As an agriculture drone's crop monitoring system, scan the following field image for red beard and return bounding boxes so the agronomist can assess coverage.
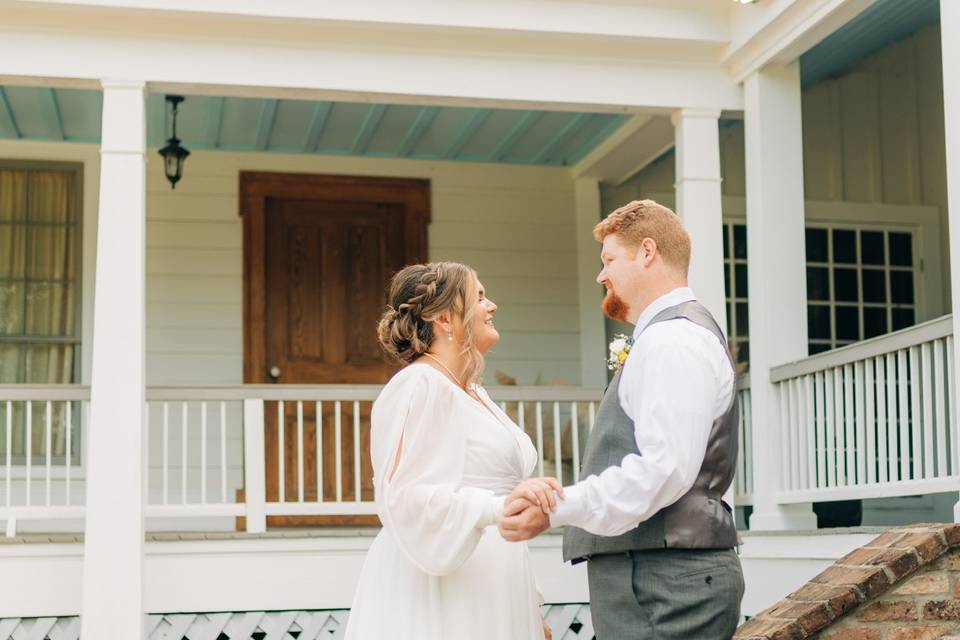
[602,289,629,322]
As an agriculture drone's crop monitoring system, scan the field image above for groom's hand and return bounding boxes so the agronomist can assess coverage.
[505,477,564,515]
[498,498,551,541]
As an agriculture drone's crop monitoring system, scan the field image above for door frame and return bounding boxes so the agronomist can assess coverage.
[239,171,431,384]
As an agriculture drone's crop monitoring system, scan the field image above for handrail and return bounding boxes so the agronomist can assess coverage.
[149,385,604,402]
[0,384,604,402]
[770,314,953,383]
[0,385,91,401]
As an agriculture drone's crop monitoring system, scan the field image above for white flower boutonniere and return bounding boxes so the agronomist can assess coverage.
[606,333,634,372]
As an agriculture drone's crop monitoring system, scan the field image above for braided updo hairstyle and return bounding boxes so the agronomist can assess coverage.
[377,262,485,386]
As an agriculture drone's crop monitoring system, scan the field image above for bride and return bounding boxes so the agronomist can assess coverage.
[344,262,561,640]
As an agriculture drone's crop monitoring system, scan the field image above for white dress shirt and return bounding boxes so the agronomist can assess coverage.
[550,287,735,536]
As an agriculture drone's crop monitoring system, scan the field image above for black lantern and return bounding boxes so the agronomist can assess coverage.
[158,95,190,190]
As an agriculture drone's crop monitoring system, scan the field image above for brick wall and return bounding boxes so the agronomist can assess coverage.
[735,524,960,640]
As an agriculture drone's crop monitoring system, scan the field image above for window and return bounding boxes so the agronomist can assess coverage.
[722,222,749,367]
[0,162,82,464]
[722,222,919,364]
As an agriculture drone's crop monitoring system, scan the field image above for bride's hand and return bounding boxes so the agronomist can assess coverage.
[541,615,552,640]
[505,477,564,515]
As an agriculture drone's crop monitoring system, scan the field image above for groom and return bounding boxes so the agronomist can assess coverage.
[499,200,744,639]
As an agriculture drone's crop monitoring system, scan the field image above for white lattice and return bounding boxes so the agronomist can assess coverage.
[0,605,592,640]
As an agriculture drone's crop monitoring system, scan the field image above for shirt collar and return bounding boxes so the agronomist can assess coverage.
[631,286,696,340]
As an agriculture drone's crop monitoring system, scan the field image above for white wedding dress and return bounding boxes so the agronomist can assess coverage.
[344,364,546,640]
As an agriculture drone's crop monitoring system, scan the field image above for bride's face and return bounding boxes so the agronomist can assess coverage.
[471,279,499,354]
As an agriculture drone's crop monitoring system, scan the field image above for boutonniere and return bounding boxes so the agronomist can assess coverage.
[606,334,634,372]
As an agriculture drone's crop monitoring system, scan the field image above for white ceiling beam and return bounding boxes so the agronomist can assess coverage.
[0,26,744,112]
[572,115,676,185]
[723,0,877,83]
[14,0,731,44]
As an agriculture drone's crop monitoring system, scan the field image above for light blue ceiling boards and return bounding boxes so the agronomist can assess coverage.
[0,88,629,167]
[800,0,940,87]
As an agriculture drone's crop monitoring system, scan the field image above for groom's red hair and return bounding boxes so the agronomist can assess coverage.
[593,199,691,277]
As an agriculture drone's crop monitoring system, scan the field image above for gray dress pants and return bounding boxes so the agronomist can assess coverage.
[586,548,744,640]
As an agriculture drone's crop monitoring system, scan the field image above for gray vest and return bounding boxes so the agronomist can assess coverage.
[563,301,739,563]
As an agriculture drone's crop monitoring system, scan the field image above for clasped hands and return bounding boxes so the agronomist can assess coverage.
[497,477,564,542]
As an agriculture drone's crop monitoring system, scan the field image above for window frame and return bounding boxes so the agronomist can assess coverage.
[717,198,942,360]
[0,159,85,473]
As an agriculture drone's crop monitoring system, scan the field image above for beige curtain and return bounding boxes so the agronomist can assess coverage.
[0,168,77,461]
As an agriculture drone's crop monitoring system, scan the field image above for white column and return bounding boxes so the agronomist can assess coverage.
[941,0,960,522]
[80,79,147,638]
[743,62,817,531]
[574,178,608,388]
[672,108,727,334]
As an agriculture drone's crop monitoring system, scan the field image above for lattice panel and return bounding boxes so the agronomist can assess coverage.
[0,605,593,640]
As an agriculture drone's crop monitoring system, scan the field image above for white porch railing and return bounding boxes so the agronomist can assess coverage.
[735,377,753,506]
[0,384,601,536]
[0,386,88,537]
[769,315,959,503]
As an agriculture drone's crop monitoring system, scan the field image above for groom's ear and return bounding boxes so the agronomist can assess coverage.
[637,237,658,266]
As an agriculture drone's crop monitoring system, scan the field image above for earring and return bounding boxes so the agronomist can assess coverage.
[448,331,453,342]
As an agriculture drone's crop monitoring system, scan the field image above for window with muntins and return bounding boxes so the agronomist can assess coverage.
[723,222,918,367]
[0,163,82,464]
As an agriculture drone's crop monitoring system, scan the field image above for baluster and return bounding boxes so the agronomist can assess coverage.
[182,402,189,505]
[316,401,323,502]
[744,391,753,494]
[825,370,836,487]
[885,353,898,482]
[909,347,922,481]
[278,400,285,503]
[865,358,877,484]
[804,375,816,489]
[335,400,343,502]
[833,368,845,486]
[922,342,935,479]
[354,401,361,503]
[553,403,562,485]
[853,362,866,485]
[814,372,826,488]
[25,401,32,507]
[876,356,888,484]
[201,401,208,505]
[934,339,948,477]
[792,379,802,490]
[297,401,305,503]
[220,402,228,504]
[571,402,580,483]
[535,402,544,478]
[45,401,52,506]
[844,364,856,487]
[4,401,11,508]
[948,336,958,475]
[162,402,169,505]
[779,383,791,490]
[897,350,910,481]
[66,399,73,506]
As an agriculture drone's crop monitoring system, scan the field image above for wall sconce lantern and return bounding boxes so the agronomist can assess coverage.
[158,95,190,190]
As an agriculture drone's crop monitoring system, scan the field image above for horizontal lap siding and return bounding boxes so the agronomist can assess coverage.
[140,153,580,516]
[144,151,580,387]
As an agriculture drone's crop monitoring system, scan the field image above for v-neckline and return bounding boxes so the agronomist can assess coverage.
[410,363,508,426]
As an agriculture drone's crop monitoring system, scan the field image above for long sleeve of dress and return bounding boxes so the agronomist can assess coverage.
[373,369,505,576]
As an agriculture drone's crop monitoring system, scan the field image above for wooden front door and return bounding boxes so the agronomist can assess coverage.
[241,172,429,526]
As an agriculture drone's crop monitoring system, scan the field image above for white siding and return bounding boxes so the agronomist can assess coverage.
[142,151,580,387]
[609,25,949,309]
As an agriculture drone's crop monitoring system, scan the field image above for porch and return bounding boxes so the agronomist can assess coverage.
[1,0,960,633]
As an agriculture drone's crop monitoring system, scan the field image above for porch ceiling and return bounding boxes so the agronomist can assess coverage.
[799,0,940,87]
[0,88,629,166]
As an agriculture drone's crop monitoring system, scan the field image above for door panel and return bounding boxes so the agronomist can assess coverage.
[241,173,429,527]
